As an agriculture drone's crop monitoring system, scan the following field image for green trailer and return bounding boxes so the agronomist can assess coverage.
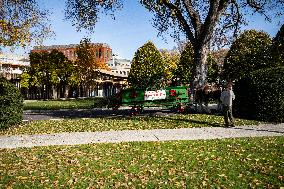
[110,86,190,115]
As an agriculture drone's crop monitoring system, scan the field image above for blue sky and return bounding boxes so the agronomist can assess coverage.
[3,0,282,60]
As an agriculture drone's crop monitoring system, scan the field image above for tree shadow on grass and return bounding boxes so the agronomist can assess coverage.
[23,109,223,127]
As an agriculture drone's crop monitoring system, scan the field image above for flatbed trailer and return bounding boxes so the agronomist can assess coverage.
[110,86,190,115]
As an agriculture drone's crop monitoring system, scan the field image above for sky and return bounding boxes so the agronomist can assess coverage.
[2,0,283,60]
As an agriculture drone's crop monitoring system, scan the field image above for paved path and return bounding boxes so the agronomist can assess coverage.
[1,123,283,149]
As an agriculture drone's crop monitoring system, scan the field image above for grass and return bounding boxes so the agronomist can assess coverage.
[0,136,283,188]
[0,114,261,135]
[23,98,104,110]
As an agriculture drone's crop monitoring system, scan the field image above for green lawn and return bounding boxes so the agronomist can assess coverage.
[23,98,104,110]
[0,114,261,135]
[0,136,283,188]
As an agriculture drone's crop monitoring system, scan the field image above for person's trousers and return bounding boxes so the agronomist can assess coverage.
[223,105,234,126]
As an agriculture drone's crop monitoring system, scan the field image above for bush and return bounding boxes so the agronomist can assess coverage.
[0,78,23,129]
[234,67,284,122]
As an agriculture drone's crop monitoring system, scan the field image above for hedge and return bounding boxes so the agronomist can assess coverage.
[234,67,284,122]
[0,78,23,129]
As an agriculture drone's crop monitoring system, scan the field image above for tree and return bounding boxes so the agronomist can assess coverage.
[75,38,110,96]
[128,41,166,89]
[76,38,100,83]
[160,49,180,82]
[0,0,52,47]
[206,49,228,83]
[271,24,284,66]
[27,50,76,99]
[64,0,284,88]
[48,50,76,98]
[223,30,272,81]
[174,42,194,84]
[206,54,220,84]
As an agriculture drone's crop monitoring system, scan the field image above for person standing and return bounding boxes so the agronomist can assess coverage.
[220,84,235,127]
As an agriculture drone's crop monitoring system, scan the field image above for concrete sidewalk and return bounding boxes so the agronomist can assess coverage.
[0,123,283,149]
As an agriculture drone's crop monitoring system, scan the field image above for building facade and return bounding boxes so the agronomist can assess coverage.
[107,56,131,77]
[32,43,113,63]
[0,53,30,87]
[26,43,129,99]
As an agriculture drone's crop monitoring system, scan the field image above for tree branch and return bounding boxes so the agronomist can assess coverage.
[182,0,201,33]
[161,0,196,45]
[230,0,242,37]
[199,1,220,46]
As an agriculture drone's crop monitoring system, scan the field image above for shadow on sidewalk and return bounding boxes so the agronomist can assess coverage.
[232,127,284,134]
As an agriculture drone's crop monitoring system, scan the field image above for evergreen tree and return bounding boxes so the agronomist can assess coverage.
[272,24,284,66]
[128,41,166,89]
[174,43,194,84]
[223,30,272,81]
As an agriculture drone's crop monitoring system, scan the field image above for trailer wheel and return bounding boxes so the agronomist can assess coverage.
[177,106,185,113]
[130,106,140,116]
[112,104,120,110]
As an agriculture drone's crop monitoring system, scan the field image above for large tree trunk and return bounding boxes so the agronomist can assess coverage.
[64,85,70,98]
[52,85,58,99]
[195,46,209,86]
[189,45,209,104]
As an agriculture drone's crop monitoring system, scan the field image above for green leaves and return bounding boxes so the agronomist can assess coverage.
[0,78,23,129]
[174,42,194,84]
[128,41,167,89]
[0,0,53,47]
[272,24,284,67]
[234,66,284,122]
[223,30,273,81]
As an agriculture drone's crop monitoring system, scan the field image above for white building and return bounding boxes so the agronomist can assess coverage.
[107,55,131,77]
[0,53,30,80]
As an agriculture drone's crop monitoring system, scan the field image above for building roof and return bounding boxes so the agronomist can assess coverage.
[96,69,128,79]
[33,43,111,50]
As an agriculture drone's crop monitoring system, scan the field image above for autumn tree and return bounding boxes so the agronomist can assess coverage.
[128,41,166,89]
[160,49,180,82]
[75,38,110,96]
[0,0,52,47]
[223,30,272,81]
[64,0,284,89]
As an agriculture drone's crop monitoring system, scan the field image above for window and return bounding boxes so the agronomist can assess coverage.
[99,49,102,58]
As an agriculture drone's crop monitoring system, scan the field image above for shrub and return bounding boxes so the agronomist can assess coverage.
[0,78,23,129]
[234,67,284,122]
